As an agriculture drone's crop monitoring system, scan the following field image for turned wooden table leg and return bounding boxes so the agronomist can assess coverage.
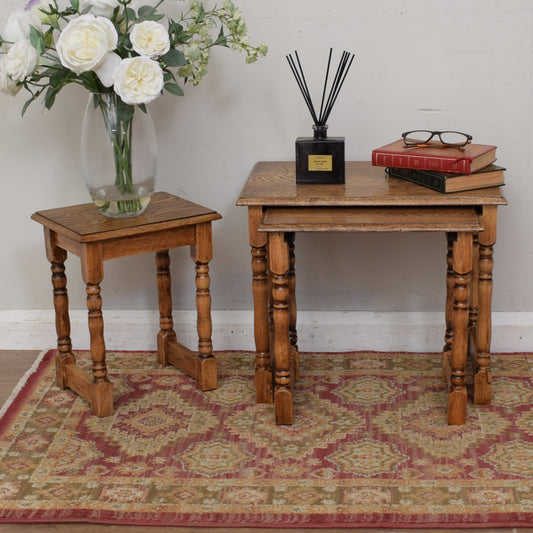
[269,232,292,425]
[79,243,113,417]
[475,206,498,404]
[248,206,273,403]
[442,232,454,382]
[156,250,177,366]
[287,232,299,381]
[44,229,75,389]
[448,232,472,425]
[468,234,480,360]
[190,222,217,391]
[155,236,217,391]
[45,231,112,417]
[468,233,479,386]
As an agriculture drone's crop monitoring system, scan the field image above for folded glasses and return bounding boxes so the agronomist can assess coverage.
[402,130,472,149]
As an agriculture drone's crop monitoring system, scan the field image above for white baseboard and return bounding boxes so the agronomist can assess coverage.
[0,309,530,353]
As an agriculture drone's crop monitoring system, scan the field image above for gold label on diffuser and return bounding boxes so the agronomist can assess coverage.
[308,154,332,171]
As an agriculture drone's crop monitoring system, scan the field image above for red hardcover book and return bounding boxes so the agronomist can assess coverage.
[371,139,497,174]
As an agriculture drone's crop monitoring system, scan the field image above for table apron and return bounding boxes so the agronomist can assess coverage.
[54,226,197,260]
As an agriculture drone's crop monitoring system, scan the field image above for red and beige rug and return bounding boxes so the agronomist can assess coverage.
[1,349,533,528]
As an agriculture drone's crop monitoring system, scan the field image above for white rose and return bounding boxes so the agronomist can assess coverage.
[113,56,164,105]
[6,39,39,82]
[79,0,121,19]
[0,55,21,96]
[130,21,170,59]
[93,51,121,87]
[56,14,118,74]
[2,9,42,45]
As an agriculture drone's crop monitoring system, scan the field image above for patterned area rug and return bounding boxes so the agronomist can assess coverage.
[2,349,533,527]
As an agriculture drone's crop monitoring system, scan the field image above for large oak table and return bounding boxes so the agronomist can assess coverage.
[237,161,507,425]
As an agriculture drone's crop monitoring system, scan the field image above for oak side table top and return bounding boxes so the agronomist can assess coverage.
[32,191,222,244]
[236,160,507,207]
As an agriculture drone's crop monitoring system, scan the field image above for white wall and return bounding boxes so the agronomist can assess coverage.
[0,0,530,320]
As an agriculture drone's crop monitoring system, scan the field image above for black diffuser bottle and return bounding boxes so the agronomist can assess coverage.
[288,49,354,185]
[296,124,345,184]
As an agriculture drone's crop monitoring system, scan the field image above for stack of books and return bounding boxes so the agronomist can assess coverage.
[371,139,505,193]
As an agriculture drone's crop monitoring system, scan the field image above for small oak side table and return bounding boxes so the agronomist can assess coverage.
[32,192,222,417]
[237,161,507,425]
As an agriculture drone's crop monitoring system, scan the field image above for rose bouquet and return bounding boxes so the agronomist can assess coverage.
[0,0,267,216]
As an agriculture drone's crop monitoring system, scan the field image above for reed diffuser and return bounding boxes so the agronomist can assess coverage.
[287,49,355,184]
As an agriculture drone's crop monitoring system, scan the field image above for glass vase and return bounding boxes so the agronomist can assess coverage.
[81,92,157,217]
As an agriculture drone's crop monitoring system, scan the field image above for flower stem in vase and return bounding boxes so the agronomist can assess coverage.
[82,92,156,218]
[103,95,142,215]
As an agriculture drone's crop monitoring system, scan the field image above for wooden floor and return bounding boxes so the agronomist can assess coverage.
[0,350,528,533]
[0,527,524,533]
[4,526,515,533]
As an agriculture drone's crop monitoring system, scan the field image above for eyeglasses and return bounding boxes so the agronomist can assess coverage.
[401,130,472,149]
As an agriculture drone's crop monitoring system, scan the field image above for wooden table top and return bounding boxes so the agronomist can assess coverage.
[236,161,508,207]
[32,192,222,243]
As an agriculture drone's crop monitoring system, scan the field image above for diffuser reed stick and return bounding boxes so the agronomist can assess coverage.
[286,51,319,125]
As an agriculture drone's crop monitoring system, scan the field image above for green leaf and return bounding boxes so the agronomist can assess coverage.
[125,7,136,21]
[48,15,61,31]
[137,5,164,21]
[117,99,134,122]
[168,19,183,38]
[44,86,59,110]
[213,26,228,47]
[69,0,79,10]
[111,5,120,22]
[29,26,45,55]
[164,82,184,96]
[38,68,60,80]
[21,94,38,116]
[47,3,59,15]
[160,48,186,67]
[138,5,155,17]
[195,4,205,22]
